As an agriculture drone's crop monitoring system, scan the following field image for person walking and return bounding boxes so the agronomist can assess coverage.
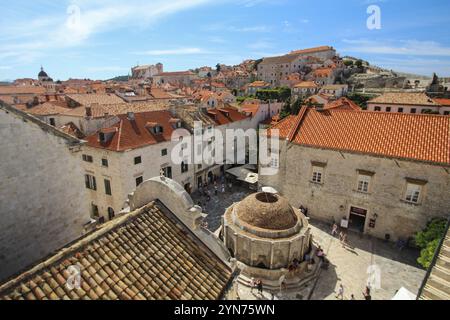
[250,278,256,294]
[257,280,263,295]
[341,233,348,247]
[363,286,372,300]
[331,223,338,237]
[336,284,344,300]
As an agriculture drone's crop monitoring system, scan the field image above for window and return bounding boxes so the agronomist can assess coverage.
[374,107,381,112]
[411,108,417,114]
[162,167,172,179]
[181,162,189,173]
[386,107,391,112]
[444,111,450,115]
[357,174,371,193]
[161,149,168,157]
[270,157,279,169]
[83,155,93,163]
[91,204,99,218]
[49,118,56,126]
[104,179,112,196]
[134,156,142,165]
[312,166,324,184]
[85,174,97,190]
[102,158,109,167]
[398,108,404,113]
[136,176,144,187]
[405,183,423,204]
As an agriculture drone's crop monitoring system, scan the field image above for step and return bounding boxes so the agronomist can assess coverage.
[440,246,450,259]
[425,279,450,299]
[432,266,450,283]
[421,287,444,300]
[436,256,450,269]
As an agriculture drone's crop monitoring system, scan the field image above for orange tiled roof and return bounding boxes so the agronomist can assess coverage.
[155,71,195,76]
[26,102,70,116]
[0,203,232,300]
[248,81,270,88]
[433,98,450,107]
[207,106,249,125]
[62,102,170,118]
[85,110,186,151]
[294,81,318,88]
[0,86,46,95]
[290,46,334,55]
[368,92,437,106]
[66,93,125,106]
[271,108,450,165]
[312,67,334,78]
[324,97,361,111]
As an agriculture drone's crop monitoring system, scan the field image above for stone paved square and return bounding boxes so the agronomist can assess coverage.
[196,188,426,300]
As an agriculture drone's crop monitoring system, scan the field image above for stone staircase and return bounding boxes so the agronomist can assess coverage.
[236,259,322,294]
[420,233,450,300]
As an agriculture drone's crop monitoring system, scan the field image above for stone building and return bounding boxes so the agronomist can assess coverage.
[81,110,194,222]
[257,46,336,86]
[0,102,91,282]
[367,92,450,115]
[131,63,163,79]
[222,192,313,288]
[153,71,198,86]
[260,107,450,241]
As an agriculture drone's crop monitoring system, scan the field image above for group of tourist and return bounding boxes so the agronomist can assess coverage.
[250,278,264,295]
[336,284,372,300]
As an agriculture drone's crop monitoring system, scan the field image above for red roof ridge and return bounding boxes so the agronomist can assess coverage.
[116,120,123,150]
[287,106,308,142]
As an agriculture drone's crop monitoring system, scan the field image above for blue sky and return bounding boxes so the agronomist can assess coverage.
[1,0,450,81]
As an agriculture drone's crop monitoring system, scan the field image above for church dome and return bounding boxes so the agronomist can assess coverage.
[235,192,298,230]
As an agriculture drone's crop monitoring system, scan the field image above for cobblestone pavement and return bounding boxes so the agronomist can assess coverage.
[191,183,254,232]
[308,219,426,300]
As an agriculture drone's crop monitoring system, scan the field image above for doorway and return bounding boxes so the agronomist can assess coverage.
[348,207,367,233]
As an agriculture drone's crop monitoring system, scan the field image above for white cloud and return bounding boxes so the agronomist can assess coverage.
[0,0,216,63]
[341,39,450,56]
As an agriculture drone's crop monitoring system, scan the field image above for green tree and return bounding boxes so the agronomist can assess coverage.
[344,60,354,67]
[216,64,221,73]
[355,59,364,68]
[415,218,447,268]
[418,239,440,269]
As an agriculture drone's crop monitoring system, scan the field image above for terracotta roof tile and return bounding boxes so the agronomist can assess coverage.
[0,202,232,300]
[324,97,361,111]
[433,98,450,107]
[290,46,334,55]
[66,94,125,106]
[271,108,450,165]
[85,110,186,151]
[369,92,437,106]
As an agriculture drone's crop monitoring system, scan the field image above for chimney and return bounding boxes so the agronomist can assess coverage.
[127,112,135,121]
[85,106,92,117]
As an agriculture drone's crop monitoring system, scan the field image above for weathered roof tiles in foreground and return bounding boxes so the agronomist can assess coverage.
[0,202,232,300]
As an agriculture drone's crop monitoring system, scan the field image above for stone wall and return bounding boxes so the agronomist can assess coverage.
[0,107,91,282]
[260,142,450,241]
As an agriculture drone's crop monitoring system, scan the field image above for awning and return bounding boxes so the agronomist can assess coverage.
[226,166,259,185]
[392,287,416,300]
